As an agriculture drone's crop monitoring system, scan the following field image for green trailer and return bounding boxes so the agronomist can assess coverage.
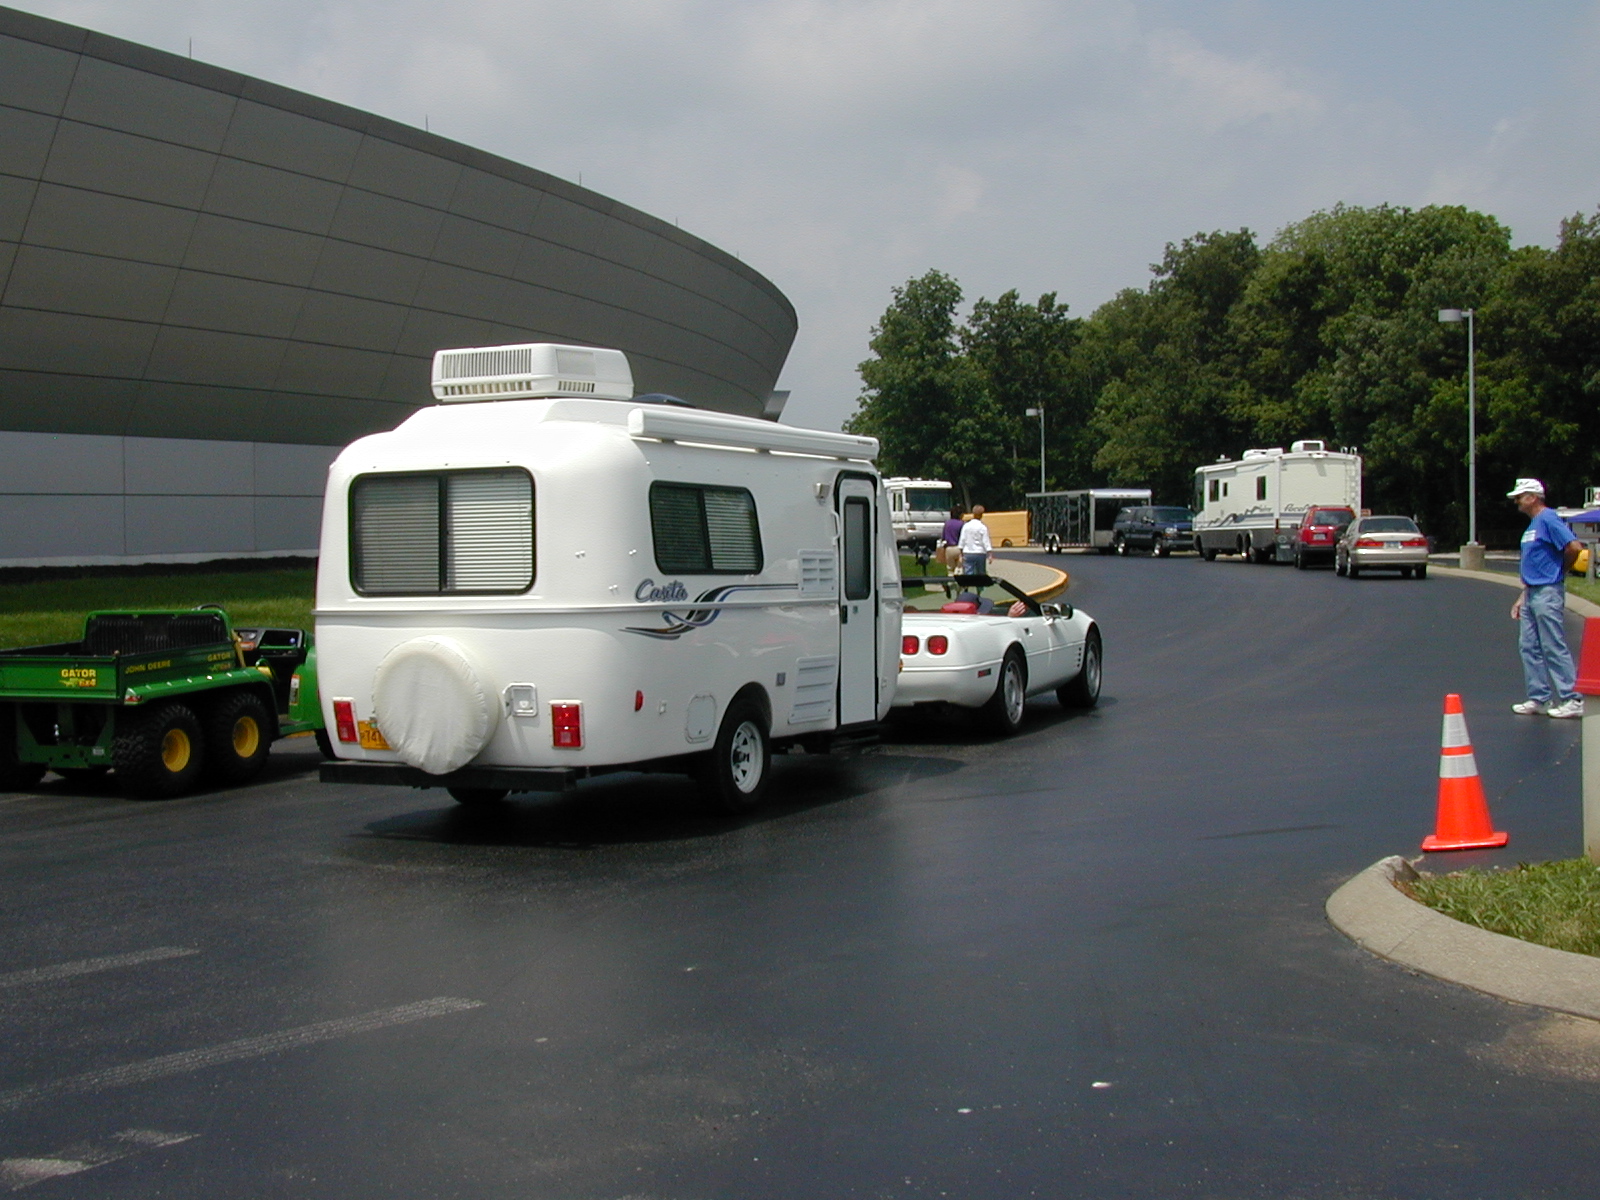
[0,607,325,798]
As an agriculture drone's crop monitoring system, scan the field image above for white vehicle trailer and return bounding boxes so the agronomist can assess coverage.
[316,343,901,812]
[1192,441,1362,563]
[886,477,954,549]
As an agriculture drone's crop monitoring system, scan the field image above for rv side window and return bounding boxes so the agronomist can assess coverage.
[350,468,534,595]
[650,483,763,574]
[1209,480,1219,503]
[1256,476,1268,501]
[843,497,871,600]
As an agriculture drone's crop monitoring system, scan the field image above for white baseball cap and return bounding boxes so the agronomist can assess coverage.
[1507,477,1545,498]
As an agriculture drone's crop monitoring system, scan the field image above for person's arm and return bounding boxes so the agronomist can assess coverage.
[980,524,993,553]
[1564,539,1583,572]
[1512,588,1525,619]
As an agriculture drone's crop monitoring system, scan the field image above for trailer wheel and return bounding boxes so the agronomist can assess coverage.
[448,787,509,806]
[0,705,45,792]
[1200,543,1217,562]
[114,702,205,799]
[1058,629,1102,710]
[698,696,770,814]
[204,690,273,785]
[979,648,1028,735]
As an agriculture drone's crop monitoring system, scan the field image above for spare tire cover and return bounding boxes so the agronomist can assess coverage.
[372,636,496,774]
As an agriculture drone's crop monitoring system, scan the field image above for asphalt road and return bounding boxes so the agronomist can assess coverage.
[1,552,1596,1198]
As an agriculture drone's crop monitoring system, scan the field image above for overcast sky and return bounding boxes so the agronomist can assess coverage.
[14,0,1600,430]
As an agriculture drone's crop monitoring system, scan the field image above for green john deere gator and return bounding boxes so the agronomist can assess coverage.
[0,607,325,798]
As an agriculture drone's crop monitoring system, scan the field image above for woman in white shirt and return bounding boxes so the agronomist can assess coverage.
[957,505,993,575]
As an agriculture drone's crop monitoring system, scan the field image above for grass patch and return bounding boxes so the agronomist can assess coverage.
[899,554,948,579]
[1402,858,1600,956]
[1568,575,1600,607]
[0,566,315,649]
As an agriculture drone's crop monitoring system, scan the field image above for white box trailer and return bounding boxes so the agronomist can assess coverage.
[315,343,901,812]
[886,477,954,549]
[1027,488,1152,554]
[1192,441,1361,562]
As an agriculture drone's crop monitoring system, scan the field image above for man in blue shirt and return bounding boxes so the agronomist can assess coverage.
[1509,478,1584,718]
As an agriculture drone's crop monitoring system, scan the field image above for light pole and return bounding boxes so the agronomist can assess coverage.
[1438,308,1481,570]
[1025,406,1045,494]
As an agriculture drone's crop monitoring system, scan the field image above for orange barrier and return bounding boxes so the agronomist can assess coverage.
[1576,617,1600,696]
[1422,693,1508,852]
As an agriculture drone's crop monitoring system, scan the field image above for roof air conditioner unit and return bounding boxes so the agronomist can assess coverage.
[431,343,634,402]
[1242,447,1283,459]
[1290,440,1325,453]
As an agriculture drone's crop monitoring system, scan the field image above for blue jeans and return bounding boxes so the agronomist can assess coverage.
[1520,584,1577,704]
[961,553,987,576]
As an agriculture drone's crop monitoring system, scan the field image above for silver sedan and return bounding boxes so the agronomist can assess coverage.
[1336,516,1430,579]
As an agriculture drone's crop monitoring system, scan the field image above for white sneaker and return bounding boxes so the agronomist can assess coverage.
[1512,699,1547,715]
[1548,698,1586,719]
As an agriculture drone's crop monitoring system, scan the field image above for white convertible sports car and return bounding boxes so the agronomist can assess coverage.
[896,574,1102,734]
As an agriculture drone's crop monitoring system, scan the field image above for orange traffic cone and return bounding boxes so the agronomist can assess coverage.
[1421,694,1508,851]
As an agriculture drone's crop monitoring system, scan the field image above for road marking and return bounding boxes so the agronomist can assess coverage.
[0,1129,195,1191]
[0,947,199,990]
[0,997,483,1112]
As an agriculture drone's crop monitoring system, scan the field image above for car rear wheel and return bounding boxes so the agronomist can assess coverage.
[979,649,1028,735]
[449,787,509,805]
[1347,559,1361,578]
[1335,555,1347,576]
[1416,564,1428,580]
[1058,631,1102,710]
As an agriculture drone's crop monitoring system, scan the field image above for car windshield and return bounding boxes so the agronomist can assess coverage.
[902,574,1036,615]
[1151,508,1191,522]
[1360,517,1420,534]
[1310,509,1352,525]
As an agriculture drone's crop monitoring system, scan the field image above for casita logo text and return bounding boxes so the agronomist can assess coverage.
[636,578,689,603]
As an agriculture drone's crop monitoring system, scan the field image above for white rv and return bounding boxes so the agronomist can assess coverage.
[315,343,901,812]
[886,477,954,549]
[1192,441,1362,562]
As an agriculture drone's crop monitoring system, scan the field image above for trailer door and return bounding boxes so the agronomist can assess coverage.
[837,478,879,726]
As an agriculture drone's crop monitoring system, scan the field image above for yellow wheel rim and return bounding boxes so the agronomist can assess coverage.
[161,728,192,773]
[232,715,261,759]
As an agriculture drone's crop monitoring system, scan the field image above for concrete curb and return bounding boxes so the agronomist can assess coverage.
[1427,563,1600,618]
[988,557,1071,602]
[1327,856,1600,1020]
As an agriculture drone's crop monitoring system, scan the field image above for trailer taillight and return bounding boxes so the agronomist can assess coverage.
[551,702,582,748]
[332,698,358,744]
[928,636,949,656]
[902,635,920,656]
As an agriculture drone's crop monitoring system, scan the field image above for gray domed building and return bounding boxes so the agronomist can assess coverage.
[0,5,796,566]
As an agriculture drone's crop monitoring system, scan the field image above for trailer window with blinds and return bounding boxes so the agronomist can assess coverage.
[649,483,763,574]
[351,469,534,594]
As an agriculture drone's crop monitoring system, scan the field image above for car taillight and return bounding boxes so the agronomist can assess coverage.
[1401,537,1428,547]
[902,635,920,655]
[928,635,949,656]
[551,702,582,748]
[1355,538,1383,548]
[332,698,358,744]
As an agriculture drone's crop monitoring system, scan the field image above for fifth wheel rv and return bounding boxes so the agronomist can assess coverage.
[316,343,900,813]
[1192,441,1362,563]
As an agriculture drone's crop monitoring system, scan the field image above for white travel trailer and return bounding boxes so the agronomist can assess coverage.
[885,477,954,549]
[1192,441,1362,562]
[315,343,901,812]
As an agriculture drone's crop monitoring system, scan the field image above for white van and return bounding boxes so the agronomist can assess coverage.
[315,343,901,812]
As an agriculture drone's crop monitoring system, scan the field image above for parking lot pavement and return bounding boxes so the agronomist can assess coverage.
[0,553,1597,1197]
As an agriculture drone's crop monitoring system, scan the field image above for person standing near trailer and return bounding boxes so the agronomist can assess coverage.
[1508,478,1584,718]
[959,505,993,575]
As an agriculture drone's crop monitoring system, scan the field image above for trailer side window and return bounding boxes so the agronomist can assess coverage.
[351,468,534,595]
[1256,476,1268,501]
[1209,480,1219,503]
[842,497,871,600]
[650,483,763,574]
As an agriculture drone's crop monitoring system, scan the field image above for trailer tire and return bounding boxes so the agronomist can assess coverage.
[204,690,273,785]
[979,648,1028,735]
[1200,543,1217,562]
[0,705,45,792]
[115,702,205,799]
[698,695,770,815]
[1058,629,1102,710]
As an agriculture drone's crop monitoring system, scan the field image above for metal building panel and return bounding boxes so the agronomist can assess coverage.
[347,136,461,209]
[0,308,158,377]
[42,120,215,207]
[0,103,56,178]
[22,183,198,265]
[222,98,361,181]
[124,434,254,495]
[252,495,323,552]
[63,56,235,152]
[126,493,255,554]
[252,442,339,496]
[164,270,306,339]
[0,494,126,557]
[0,175,35,242]
[329,188,444,258]
[309,239,425,305]
[0,429,124,494]
[448,167,541,235]
[4,244,178,322]
[182,213,323,286]
[0,33,76,116]
[292,291,407,352]
[201,157,343,234]
[143,325,289,389]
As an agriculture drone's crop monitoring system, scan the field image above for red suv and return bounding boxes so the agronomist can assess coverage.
[1293,507,1356,569]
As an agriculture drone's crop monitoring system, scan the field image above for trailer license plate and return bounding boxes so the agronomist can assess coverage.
[358,721,390,750]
